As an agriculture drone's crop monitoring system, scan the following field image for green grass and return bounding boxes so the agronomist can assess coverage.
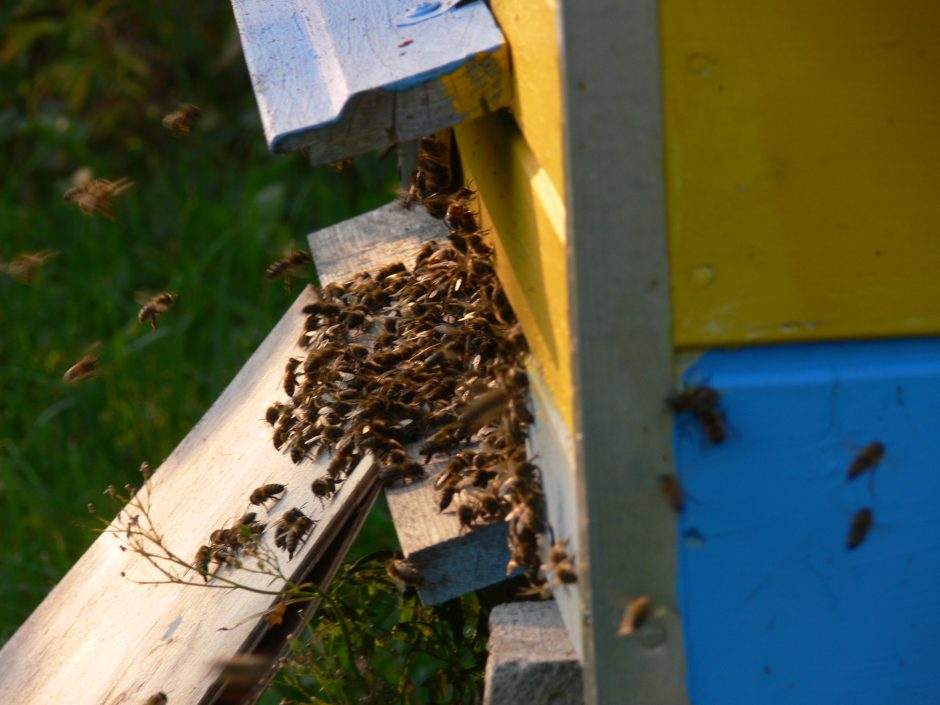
[0,126,399,641]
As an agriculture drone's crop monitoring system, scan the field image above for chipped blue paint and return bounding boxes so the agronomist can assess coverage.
[675,338,940,705]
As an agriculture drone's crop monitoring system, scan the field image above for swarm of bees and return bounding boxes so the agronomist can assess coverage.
[63,176,135,220]
[255,133,552,583]
[138,292,178,329]
[162,103,202,134]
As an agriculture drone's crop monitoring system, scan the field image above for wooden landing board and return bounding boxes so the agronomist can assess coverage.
[308,201,524,604]
[0,286,379,705]
[676,339,940,705]
[230,0,510,163]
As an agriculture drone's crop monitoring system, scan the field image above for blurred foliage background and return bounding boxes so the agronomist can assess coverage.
[0,0,403,642]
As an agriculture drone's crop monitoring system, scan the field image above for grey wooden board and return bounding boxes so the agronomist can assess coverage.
[0,286,378,705]
[229,0,510,163]
[308,201,521,604]
[559,0,689,702]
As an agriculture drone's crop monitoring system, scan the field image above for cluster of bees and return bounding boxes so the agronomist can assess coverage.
[664,384,883,551]
[256,134,561,587]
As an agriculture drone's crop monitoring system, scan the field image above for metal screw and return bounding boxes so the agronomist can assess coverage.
[406,1,441,17]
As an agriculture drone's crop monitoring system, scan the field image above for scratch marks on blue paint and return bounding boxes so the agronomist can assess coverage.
[675,339,940,705]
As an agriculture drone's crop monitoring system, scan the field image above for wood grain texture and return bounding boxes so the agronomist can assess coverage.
[456,112,571,428]
[0,286,379,705]
[308,202,521,604]
[661,1,940,347]
[229,0,510,164]
[559,0,688,702]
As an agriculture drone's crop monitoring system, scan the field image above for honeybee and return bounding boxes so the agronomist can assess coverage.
[137,292,177,329]
[143,693,168,705]
[617,595,651,637]
[265,249,310,293]
[162,103,202,133]
[668,384,726,444]
[846,508,873,550]
[63,177,134,220]
[311,475,337,502]
[63,353,98,383]
[543,538,578,586]
[283,357,301,397]
[847,442,885,481]
[386,557,423,590]
[274,507,314,559]
[249,483,285,506]
[0,249,58,284]
[194,545,212,581]
[214,654,270,686]
[378,461,426,487]
[657,475,684,512]
[265,401,290,426]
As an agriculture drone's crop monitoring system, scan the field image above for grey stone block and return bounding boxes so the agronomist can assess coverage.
[484,601,584,705]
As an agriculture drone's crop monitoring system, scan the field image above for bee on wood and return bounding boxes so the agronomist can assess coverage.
[376,261,406,281]
[0,249,57,284]
[444,188,478,233]
[137,292,177,329]
[378,461,426,487]
[63,353,98,383]
[162,103,202,133]
[386,557,423,590]
[274,507,314,559]
[668,384,726,444]
[847,442,885,481]
[265,249,310,293]
[543,538,578,586]
[311,475,337,503]
[194,545,212,581]
[657,475,684,512]
[143,693,168,705]
[283,357,301,397]
[63,177,134,220]
[847,508,873,550]
[249,483,285,507]
[617,595,651,637]
[265,402,291,426]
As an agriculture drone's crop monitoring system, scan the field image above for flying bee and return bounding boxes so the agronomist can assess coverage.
[214,654,270,687]
[265,248,310,293]
[657,475,684,512]
[63,176,134,220]
[137,292,177,329]
[386,558,423,590]
[847,508,873,550]
[617,595,651,637]
[194,545,212,581]
[249,483,285,506]
[543,538,578,585]
[63,353,98,383]
[143,693,168,705]
[162,103,202,133]
[847,442,885,481]
[0,249,58,284]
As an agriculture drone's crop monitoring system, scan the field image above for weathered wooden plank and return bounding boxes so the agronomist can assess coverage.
[0,285,379,705]
[229,0,510,164]
[308,202,524,604]
[559,0,689,703]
